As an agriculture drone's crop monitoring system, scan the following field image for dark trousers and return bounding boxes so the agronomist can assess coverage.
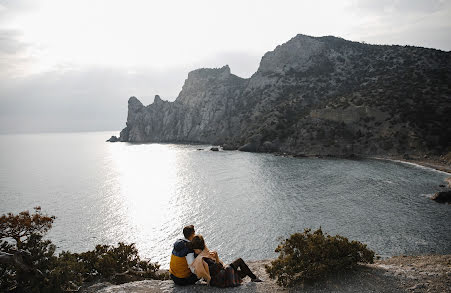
[170,273,199,286]
[229,258,257,280]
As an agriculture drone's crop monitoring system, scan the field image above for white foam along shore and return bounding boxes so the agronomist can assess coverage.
[370,156,451,176]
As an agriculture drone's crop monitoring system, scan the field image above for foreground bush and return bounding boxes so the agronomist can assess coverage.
[265,228,374,287]
[0,208,166,293]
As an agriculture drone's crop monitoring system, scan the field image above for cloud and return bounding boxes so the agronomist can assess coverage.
[0,0,38,15]
[0,29,34,78]
[0,65,192,134]
[344,0,451,49]
[351,0,446,14]
[0,29,27,54]
[0,47,265,134]
[0,0,450,133]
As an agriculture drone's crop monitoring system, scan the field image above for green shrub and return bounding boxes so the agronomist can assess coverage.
[0,207,57,292]
[265,228,374,287]
[77,242,163,283]
[0,208,165,293]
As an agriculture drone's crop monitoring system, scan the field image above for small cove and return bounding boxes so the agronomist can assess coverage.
[0,131,450,268]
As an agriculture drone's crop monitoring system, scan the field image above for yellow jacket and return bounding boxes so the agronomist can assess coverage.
[169,239,195,278]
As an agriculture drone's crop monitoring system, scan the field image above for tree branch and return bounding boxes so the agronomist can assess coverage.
[0,251,32,272]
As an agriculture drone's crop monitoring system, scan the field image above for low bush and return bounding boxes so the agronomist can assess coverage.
[265,228,374,287]
[0,208,166,293]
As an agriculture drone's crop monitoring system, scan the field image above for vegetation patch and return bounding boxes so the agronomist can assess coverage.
[265,228,374,287]
[0,208,166,293]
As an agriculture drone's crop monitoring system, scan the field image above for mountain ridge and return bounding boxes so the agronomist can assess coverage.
[114,34,451,157]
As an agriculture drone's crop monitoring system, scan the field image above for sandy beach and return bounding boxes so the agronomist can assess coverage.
[371,154,451,175]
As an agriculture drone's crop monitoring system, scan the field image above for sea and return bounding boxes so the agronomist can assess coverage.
[0,131,450,268]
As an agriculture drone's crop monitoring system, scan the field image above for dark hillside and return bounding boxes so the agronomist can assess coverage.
[116,34,451,157]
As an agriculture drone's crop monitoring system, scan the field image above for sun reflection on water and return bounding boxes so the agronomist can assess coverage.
[107,143,195,265]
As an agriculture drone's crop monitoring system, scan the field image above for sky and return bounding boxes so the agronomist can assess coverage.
[0,0,450,134]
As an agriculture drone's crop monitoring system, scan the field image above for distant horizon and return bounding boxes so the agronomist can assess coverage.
[0,128,121,135]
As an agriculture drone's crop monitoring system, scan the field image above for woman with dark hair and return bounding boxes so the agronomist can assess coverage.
[189,235,262,288]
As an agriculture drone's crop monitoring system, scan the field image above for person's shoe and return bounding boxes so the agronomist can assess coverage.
[251,277,263,282]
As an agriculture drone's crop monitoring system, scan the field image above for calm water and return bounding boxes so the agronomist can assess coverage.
[0,132,450,267]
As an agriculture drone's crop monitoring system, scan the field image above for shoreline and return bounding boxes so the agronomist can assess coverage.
[108,139,451,175]
[272,151,451,175]
[368,155,451,175]
[270,151,451,176]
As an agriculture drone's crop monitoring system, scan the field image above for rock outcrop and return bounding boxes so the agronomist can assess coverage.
[431,190,451,203]
[115,34,451,157]
[106,136,119,142]
[83,256,451,293]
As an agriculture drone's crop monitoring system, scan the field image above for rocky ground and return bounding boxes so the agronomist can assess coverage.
[82,255,451,293]
[377,255,451,293]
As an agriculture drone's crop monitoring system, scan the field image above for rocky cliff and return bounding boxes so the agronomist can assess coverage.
[116,34,451,157]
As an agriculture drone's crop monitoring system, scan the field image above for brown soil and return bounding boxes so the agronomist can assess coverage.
[375,255,451,293]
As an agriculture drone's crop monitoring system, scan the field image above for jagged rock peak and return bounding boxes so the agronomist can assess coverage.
[293,33,344,42]
[176,65,236,105]
[128,96,143,111]
[126,96,144,127]
[258,34,326,74]
[282,34,347,48]
[153,95,163,103]
[187,65,231,80]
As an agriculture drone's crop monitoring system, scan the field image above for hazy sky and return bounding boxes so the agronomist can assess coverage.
[0,0,450,133]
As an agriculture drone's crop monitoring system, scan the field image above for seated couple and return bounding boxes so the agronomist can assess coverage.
[169,225,262,288]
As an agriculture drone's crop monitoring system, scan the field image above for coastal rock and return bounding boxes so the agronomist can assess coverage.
[81,282,113,293]
[210,147,219,151]
[114,34,451,158]
[431,190,451,203]
[407,283,427,291]
[82,256,451,293]
[222,143,238,151]
[238,142,258,152]
[128,96,144,113]
[259,141,279,153]
[106,136,119,142]
[446,177,451,188]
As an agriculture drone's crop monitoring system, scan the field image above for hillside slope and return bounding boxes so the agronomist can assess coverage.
[116,34,451,157]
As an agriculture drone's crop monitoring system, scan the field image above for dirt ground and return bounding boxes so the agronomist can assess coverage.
[375,255,451,293]
[83,255,451,293]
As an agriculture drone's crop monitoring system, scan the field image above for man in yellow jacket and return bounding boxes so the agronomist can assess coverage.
[169,225,198,285]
